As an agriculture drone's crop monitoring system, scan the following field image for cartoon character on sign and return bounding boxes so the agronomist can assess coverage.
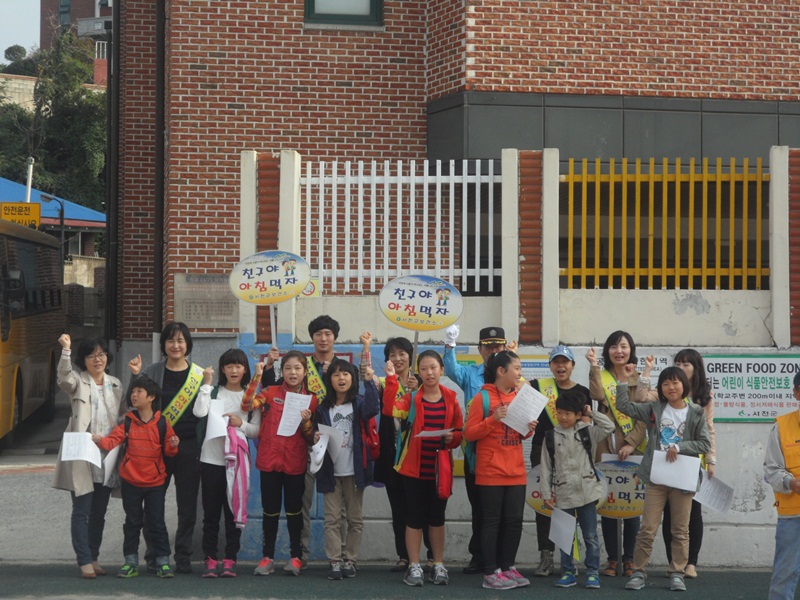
[436,288,450,307]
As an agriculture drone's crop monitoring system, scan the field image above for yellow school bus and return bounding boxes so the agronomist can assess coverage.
[0,219,64,443]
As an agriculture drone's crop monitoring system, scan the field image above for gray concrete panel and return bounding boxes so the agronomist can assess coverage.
[465,104,543,159]
[624,110,702,162]
[702,113,778,166]
[779,115,800,147]
[545,107,623,161]
[427,104,466,161]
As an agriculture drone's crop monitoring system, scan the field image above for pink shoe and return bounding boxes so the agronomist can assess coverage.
[220,559,236,578]
[201,557,218,578]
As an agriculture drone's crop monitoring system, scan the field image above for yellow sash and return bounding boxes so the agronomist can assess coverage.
[306,357,326,398]
[537,378,560,427]
[600,369,647,453]
[162,363,204,426]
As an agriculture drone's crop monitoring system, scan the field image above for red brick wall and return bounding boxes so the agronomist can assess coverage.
[256,155,280,344]
[518,151,543,343]
[465,1,800,100]
[118,0,158,340]
[789,149,800,345]
[427,0,466,101]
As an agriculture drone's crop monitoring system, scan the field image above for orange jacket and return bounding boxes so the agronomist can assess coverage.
[99,410,178,488]
[383,375,463,479]
[464,384,531,486]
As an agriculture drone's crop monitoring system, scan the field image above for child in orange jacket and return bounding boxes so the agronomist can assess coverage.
[464,351,537,590]
[93,376,179,579]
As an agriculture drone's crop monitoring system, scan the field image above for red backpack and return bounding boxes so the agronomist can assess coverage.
[360,416,380,467]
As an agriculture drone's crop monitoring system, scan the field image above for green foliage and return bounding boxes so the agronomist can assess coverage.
[4,45,27,63]
[0,29,106,212]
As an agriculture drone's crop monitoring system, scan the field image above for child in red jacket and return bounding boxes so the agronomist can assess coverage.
[384,350,464,588]
[93,376,179,579]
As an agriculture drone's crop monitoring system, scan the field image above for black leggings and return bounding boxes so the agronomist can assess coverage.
[663,498,703,566]
[478,485,526,574]
[260,470,305,559]
[201,463,241,561]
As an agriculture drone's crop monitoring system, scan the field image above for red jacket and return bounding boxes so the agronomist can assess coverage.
[242,380,318,475]
[464,384,531,486]
[98,410,178,487]
[383,375,463,479]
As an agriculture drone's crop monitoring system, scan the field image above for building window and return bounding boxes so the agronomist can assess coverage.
[305,0,383,26]
[59,0,71,26]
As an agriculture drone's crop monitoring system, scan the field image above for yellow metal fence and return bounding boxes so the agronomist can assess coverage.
[560,157,770,291]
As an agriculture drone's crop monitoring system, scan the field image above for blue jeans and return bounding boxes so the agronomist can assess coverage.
[560,502,600,576]
[70,483,113,566]
[769,517,800,600]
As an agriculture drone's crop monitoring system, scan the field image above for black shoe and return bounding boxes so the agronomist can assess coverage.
[146,561,157,574]
[176,560,193,574]
[463,560,483,575]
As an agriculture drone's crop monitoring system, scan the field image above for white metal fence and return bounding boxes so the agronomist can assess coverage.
[299,159,503,294]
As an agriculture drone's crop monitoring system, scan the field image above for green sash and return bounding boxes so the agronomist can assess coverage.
[600,369,648,453]
[537,378,560,427]
[162,363,204,426]
[306,357,326,398]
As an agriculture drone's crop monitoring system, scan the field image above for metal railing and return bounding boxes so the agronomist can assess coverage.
[560,157,771,290]
[299,159,502,294]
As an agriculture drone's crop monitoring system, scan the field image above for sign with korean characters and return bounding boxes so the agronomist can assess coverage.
[228,250,311,305]
[705,354,800,422]
[378,275,463,331]
[526,464,609,517]
[1,202,40,228]
[596,460,646,519]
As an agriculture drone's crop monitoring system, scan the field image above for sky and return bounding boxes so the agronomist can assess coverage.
[0,0,40,63]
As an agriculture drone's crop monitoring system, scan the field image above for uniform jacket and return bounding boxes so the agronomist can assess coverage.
[52,354,124,496]
[97,409,178,487]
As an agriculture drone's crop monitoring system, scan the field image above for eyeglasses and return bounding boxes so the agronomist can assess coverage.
[87,352,107,361]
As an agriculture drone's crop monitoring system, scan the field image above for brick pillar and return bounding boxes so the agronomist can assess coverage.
[518,150,544,344]
[256,155,280,344]
[789,149,800,345]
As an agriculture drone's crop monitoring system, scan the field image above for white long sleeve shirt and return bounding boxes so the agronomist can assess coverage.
[193,385,261,466]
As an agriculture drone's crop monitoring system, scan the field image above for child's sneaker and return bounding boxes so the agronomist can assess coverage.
[429,563,449,585]
[327,561,343,580]
[670,574,686,592]
[284,557,302,576]
[483,569,517,590]
[341,560,357,578]
[116,563,139,578]
[156,564,174,578]
[404,563,424,587]
[504,567,530,587]
[585,574,601,589]
[253,557,274,576]
[625,571,647,591]
[201,558,218,578]
[220,559,236,578]
[555,571,577,588]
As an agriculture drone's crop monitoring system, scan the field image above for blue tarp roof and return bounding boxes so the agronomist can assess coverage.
[0,177,106,223]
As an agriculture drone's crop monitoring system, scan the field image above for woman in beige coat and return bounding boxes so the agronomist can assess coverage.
[52,334,123,579]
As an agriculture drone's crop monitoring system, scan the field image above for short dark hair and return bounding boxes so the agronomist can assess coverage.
[794,371,800,389]
[308,315,340,339]
[601,330,637,370]
[281,350,309,372]
[384,337,414,363]
[131,375,161,408]
[555,388,587,414]
[416,349,444,370]
[484,350,519,384]
[160,322,193,356]
[74,337,113,371]
[657,366,691,402]
[322,359,359,408]
[218,348,251,388]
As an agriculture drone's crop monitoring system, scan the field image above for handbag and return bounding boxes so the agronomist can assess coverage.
[435,443,453,500]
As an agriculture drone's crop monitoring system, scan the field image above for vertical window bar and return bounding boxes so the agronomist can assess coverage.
[674,158,682,289]
[318,162,326,293]
[620,158,628,290]
[423,159,430,275]
[435,160,442,279]
[383,160,390,285]
[370,160,377,292]
[305,161,312,275]
[397,160,403,279]
[487,159,495,293]
[330,161,338,293]
[756,158,764,290]
[474,160,482,292]
[742,158,750,290]
[448,159,455,285]
[580,159,588,289]
[357,161,364,292]
[647,158,656,289]
[715,158,723,290]
[661,158,669,286]
[728,158,737,289]
[461,159,468,291]
[702,158,710,289]
[688,159,696,290]
[344,161,351,292]
[410,160,416,277]
[608,158,615,288]
[593,159,601,288]
[566,159,575,290]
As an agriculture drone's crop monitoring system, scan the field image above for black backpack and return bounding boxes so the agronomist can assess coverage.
[545,426,600,484]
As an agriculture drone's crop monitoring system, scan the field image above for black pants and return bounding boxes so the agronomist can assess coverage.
[601,515,640,562]
[260,470,305,559]
[122,480,170,561]
[200,463,241,561]
[464,460,484,563]
[144,437,201,564]
[384,470,433,561]
[478,485,525,574]
[663,498,703,566]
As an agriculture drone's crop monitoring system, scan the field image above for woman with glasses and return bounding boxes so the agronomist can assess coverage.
[53,333,124,579]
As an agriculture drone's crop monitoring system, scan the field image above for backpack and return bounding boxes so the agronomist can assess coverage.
[360,416,380,467]
[544,426,600,484]
[463,390,491,472]
[122,413,167,458]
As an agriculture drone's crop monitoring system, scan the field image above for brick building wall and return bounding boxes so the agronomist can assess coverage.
[465,1,800,100]
[517,150,543,344]
[427,0,466,101]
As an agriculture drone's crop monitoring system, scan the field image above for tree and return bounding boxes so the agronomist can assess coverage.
[4,45,27,63]
[0,28,106,211]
